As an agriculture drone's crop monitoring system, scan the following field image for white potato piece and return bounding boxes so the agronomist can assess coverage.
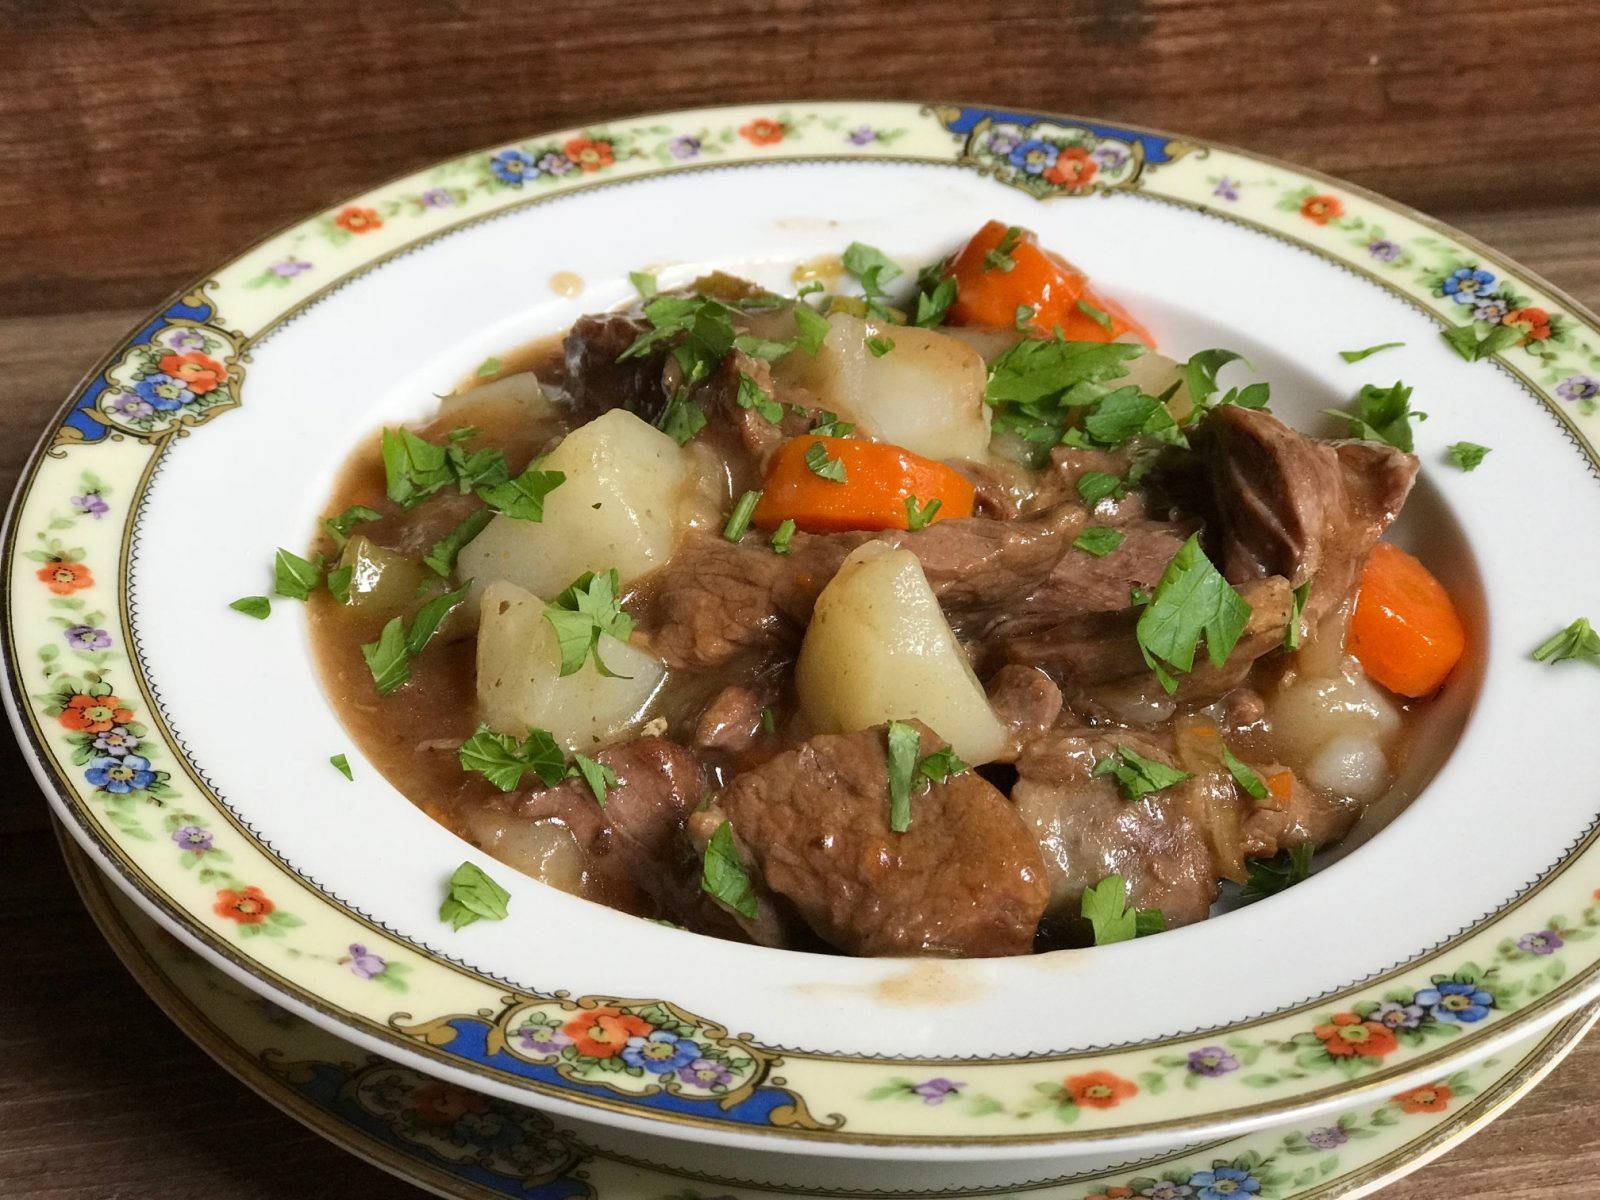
[1269,656,1401,800]
[1114,350,1193,422]
[458,810,587,895]
[780,313,991,461]
[458,410,689,599]
[795,544,1008,764]
[1306,734,1391,803]
[476,581,666,752]
[438,371,556,427]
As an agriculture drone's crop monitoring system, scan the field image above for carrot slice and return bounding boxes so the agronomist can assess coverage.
[750,436,975,534]
[1046,284,1156,347]
[1347,542,1467,697]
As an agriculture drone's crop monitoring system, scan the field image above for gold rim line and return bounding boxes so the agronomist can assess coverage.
[54,824,1600,1200]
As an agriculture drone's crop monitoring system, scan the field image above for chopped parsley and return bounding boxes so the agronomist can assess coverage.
[544,569,634,678]
[701,820,759,919]
[439,861,511,930]
[1532,618,1600,668]
[1081,386,1183,447]
[732,332,796,361]
[358,581,471,695]
[474,357,503,378]
[326,564,354,605]
[905,495,942,531]
[321,504,381,549]
[272,548,323,601]
[422,509,494,577]
[330,753,353,780]
[769,519,796,554]
[866,335,895,357]
[1220,745,1270,802]
[916,745,969,788]
[478,461,565,521]
[1073,526,1125,557]
[381,427,457,509]
[406,580,471,655]
[1285,580,1311,651]
[792,303,830,355]
[760,706,777,734]
[1075,470,1125,507]
[445,439,511,494]
[1339,341,1404,363]
[1441,321,1520,363]
[912,266,957,328]
[885,720,921,832]
[571,753,618,807]
[809,410,855,437]
[723,490,762,541]
[735,371,783,423]
[229,595,271,620]
[1080,874,1164,945]
[1091,745,1192,800]
[657,394,708,445]
[457,725,568,791]
[985,338,1145,451]
[1076,298,1113,331]
[1183,348,1271,415]
[1446,441,1491,471]
[1015,303,1037,331]
[984,225,1023,272]
[1243,844,1315,900]
[1324,381,1427,452]
[841,241,903,298]
[1135,534,1252,693]
[628,270,658,298]
[804,440,847,482]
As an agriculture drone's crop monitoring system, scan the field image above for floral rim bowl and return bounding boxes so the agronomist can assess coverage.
[6,102,1600,1164]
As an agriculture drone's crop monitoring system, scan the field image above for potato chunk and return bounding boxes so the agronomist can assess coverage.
[779,313,991,461]
[476,581,666,752]
[795,544,1007,763]
[458,410,689,599]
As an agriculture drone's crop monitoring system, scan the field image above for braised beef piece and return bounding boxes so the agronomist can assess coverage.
[713,722,1050,956]
[986,665,1063,757]
[701,352,820,471]
[561,314,672,425]
[693,685,767,755]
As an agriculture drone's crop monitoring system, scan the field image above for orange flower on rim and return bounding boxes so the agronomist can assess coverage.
[1394,1083,1452,1113]
[562,1007,652,1058]
[158,351,227,395]
[1502,306,1552,343]
[1300,194,1344,225]
[36,561,93,595]
[58,692,134,733]
[334,206,382,234]
[563,137,614,172]
[1313,1011,1399,1058]
[1062,1070,1139,1109]
[409,1080,489,1125]
[1086,1188,1135,1200]
[1043,146,1099,190]
[214,886,275,924]
[739,118,785,146]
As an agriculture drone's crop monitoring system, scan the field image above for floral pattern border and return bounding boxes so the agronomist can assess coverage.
[10,101,1600,1146]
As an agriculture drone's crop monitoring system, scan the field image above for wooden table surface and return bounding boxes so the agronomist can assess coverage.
[3,3,1598,1196]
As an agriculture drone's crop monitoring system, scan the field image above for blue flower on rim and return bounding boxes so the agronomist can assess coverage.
[1441,267,1495,304]
[1187,1165,1261,1199]
[85,754,156,795]
[133,373,193,412]
[1008,138,1059,175]
[620,1030,701,1074]
[489,148,535,186]
[1414,980,1494,1023]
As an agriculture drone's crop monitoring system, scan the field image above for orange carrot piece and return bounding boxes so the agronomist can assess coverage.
[1347,542,1467,697]
[1046,284,1156,347]
[750,436,975,534]
[1264,769,1295,808]
[945,220,1088,331]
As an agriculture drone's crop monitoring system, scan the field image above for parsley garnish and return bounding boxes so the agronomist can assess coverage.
[916,746,969,787]
[1243,844,1315,899]
[905,495,942,531]
[407,580,471,655]
[804,440,847,482]
[571,753,618,807]
[912,265,957,328]
[1081,874,1164,944]
[736,371,783,423]
[330,753,353,780]
[809,410,855,437]
[544,569,634,678]
[458,725,569,791]
[1081,386,1183,447]
[866,335,895,357]
[732,333,796,360]
[1073,526,1125,557]
[326,565,354,605]
[658,394,708,445]
[474,357,503,379]
[1076,299,1113,331]
[1091,745,1192,800]
[478,461,565,521]
[986,338,1145,451]
[1324,381,1427,452]
[1532,618,1600,667]
[422,510,493,577]
[1441,321,1520,363]
[885,720,921,832]
[628,270,658,299]
[1339,341,1404,363]
[1015,303,1037,331]
[381,428,457,508]
[1136,535,1252,693]
[322,505,382,549]
[439,861,511,930]
[841,242,903,298]
[1075,470,1125,507]
[1184,349,1271,415]
[984,225,1023,272]
[769,519,796,554]
[273,548,323,600]
[724,490,761,541]
[1220,745,1270,801]
[1446,442,1491,471]
[702,820,759,918]
[1285,580,1311,650]
[760,706,777,735]
[445,439,510,494]
[229,596,271,620]
[792,303,830,355]
[361,617,412,695]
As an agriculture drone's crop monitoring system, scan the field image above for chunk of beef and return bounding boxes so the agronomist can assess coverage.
[1239,769,1361,859]
[560,314,671,425]
[716,723,1050,956]
[701,352,819,471]
[693,685,767,755]
[986,664,1063,757]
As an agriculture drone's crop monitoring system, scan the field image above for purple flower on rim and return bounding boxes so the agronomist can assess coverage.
[490,148,535,185]
[1009,138,1059,175]
[418,188,454,209]
[1556,374,1600,403]
[677,1057,734,1089]
[1367,238,1402,261]
[71,492,109,519]
[621,1030,701,1074]
[667,135,702,159]
[108,394,155,420]
[64,625,111,651]
[1141,1184,1195,1200]
[1442,266,1495,303]
[1517,930,1563,956]
[535,151,573,176]
[86,754,156,794]
[168,328,207,350]
[347,943,388,979]
[1414,981,1494,1023]
[911,1077,963,1103]
[1186,1046,1239,1076]
[1306,1125,1349,1149]
[269,257,312,278]
[847,125,877,145]
[987,130,1020,155]
[171,824,213,852]
[92,726,140,757]
[1369,1000,1426,1031]
[514,1022,572,1054]
[133,374,193,412]
[1212,177,1240,201]
[1092,144,1129,169]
